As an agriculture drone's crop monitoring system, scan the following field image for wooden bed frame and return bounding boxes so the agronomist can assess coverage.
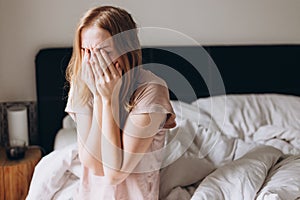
[35,45,300,153]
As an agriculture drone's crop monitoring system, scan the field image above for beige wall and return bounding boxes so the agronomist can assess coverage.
[0,0,300,102]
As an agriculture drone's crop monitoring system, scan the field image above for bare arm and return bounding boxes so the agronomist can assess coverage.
[75,97,166,184]
[76,98,104,176]
[74,49,105,175]
[77,48,167,185]
[101,98,166,185]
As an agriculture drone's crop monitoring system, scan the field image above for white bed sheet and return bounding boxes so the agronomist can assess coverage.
[28,94,300,200]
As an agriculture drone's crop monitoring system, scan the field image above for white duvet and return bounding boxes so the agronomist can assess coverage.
[27,94,300,200]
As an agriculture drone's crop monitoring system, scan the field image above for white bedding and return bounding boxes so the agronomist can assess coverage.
[27,94,300,200]
[53,115,77,150]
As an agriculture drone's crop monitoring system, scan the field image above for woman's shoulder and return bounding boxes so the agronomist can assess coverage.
[130,68,176,128]
[130,68,175,114]
[132,68,170,102]
[136,68,168,88]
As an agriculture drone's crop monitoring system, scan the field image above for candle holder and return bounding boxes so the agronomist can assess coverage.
[5,139,27,160]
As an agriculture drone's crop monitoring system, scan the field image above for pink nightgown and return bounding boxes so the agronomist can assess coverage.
[65,67,176,200]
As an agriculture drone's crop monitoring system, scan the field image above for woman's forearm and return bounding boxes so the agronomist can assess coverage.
[77,97,105,176]
[100,98,123,174]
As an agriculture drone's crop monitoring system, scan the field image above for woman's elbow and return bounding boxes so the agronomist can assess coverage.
[79,152,104,176]
[106,175,123,185]
[104,170,128,185]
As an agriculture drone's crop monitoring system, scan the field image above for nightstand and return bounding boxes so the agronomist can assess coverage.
[0,147,42,200]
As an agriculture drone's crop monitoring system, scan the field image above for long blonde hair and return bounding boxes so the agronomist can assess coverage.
[66,6,142,111]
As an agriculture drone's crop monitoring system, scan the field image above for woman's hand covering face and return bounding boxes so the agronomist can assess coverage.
[89,48,123,101]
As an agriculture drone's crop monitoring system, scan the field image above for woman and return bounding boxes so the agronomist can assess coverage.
[65,5,176,199]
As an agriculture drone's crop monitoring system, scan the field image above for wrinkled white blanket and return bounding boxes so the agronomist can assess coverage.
[27,94,300,200]
[191,146,282,200]
[165,94,300,200]
[26,143,80,200]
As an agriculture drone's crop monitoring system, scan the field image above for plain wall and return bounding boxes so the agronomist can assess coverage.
[0,0,300,102]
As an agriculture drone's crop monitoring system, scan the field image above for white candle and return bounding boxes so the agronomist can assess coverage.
[7,105,29,145]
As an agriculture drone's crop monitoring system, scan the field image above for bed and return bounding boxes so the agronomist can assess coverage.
[28,45,300,200]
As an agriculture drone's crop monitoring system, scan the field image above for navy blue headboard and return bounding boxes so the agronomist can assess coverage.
[35,45,300,153]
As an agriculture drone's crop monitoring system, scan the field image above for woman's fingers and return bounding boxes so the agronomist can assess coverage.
[93,48,120,79]
[100,49,119,78]
[90,50,105,80]
[85,48,122,99]
[93,48,110,79]
[88,48,121,84]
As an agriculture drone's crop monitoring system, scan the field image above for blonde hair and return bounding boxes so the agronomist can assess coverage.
[66,6,142,111]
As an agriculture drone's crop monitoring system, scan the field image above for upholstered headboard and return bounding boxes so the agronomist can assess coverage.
[35,45,300,153]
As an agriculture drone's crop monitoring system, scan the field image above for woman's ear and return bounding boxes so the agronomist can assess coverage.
[115,63,122,76]
[115,61,124,70]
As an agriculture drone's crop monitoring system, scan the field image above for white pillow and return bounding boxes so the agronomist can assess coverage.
[54,128,77,150]
[63,114,76,129]
[54,115,77,150]
[159,155,214,200]
[159,119,236,199]
[191,94,300,138]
